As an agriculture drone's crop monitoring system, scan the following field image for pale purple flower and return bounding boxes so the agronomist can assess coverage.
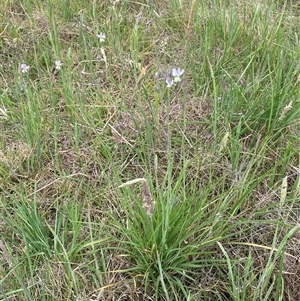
[172,67,184,82]
[97,32,106,42]
[136,12,142,22]
[165,75,174,88]
[21,63,30,73]
[55,60,63,70]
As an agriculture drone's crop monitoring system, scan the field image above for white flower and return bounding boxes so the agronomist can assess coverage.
[96,32,106,43]
[171,67,184,82]
[165,76,174,88]
[21,63,30,73]
[55,60,63,70]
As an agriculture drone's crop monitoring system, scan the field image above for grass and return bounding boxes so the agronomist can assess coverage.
[0,0,299,300]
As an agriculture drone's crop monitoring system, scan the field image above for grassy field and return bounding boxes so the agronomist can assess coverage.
[0,0,299,300]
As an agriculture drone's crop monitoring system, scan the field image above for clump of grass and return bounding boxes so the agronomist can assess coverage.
[111,166,234,299]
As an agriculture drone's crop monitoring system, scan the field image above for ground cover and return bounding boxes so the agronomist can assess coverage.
[0,0,299,300]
